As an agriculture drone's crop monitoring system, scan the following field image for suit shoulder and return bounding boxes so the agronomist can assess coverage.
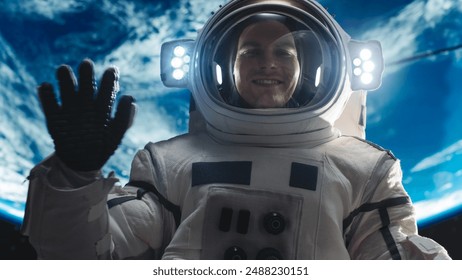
[339,135,397,161]
[143,132,199,149]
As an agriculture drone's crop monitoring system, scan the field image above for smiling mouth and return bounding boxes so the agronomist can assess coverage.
[252,79,282,86]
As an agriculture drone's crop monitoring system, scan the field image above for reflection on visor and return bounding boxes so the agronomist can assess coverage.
[207,13,340,110]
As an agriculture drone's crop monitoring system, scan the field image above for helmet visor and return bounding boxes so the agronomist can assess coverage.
[202,12,343,111]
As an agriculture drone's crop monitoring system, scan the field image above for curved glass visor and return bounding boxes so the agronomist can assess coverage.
[202,13,342,110]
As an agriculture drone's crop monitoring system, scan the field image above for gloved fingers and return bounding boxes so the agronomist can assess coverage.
[77,58,96,105]
[96,66,119,117]
[56,64,77,109]
[38,82,60,118]
[110,95,136,143]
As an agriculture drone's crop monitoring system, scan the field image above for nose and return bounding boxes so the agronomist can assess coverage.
[259,52,277,70]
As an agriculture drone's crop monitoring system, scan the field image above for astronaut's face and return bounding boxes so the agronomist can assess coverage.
[233,21,301,108]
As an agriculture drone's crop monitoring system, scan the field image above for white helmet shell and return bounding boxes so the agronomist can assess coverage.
[187,0,359,146]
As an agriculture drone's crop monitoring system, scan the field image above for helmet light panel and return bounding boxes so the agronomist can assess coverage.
[160,39,195,88]
[348,40,384,91]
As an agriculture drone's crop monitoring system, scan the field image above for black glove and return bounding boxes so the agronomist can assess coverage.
[38,59,136,171]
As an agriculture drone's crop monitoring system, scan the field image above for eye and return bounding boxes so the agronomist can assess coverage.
[275,48,296,58]
[239,48,262,57]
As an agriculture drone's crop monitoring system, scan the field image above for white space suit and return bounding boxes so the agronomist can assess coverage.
[22,0,450,260]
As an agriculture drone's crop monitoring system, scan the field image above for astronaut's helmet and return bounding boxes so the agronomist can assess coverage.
[161,0,383,145]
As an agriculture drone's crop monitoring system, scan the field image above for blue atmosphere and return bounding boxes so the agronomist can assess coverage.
[1,0,462,228]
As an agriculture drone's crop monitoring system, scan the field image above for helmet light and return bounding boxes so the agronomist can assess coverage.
[160,39,195,88]
[349,40,384,91]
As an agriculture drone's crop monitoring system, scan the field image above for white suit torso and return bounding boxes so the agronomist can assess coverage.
[135,132,408,259]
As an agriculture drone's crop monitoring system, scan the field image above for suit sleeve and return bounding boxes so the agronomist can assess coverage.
[345,157,451,260]
[21,153,165,259]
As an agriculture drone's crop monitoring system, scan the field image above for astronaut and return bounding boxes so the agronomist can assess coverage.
[22,0,450,259]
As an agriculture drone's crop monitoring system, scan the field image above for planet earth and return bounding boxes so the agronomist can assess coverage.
[1,0,462,231]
